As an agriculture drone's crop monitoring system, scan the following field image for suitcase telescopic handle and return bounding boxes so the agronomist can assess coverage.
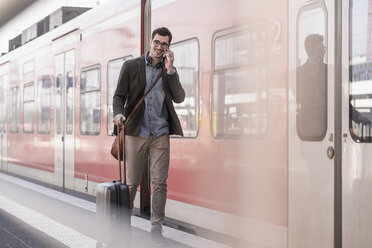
[116,121,127,184]
[122,119,126,185]
[117,123,122,183]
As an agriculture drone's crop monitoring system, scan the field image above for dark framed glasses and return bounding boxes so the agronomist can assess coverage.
[152,40,169,48]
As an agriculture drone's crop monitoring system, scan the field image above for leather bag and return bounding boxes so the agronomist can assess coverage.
[110,124,124,161]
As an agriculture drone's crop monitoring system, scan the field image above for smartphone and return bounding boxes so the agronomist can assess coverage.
[163,55,169,64]
[163,50,169,62]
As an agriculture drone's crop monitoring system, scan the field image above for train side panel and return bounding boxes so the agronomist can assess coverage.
[150,0,288,245]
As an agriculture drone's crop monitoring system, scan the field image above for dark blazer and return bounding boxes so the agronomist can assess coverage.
[113,55,185,136]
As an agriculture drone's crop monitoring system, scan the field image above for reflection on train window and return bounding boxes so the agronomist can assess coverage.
[66,71,74,135]
[37,79,51,134]
[349,0,372,142]
[23,83,35,133]
[212,24,268,138]
[10,87,19,133]
[107,56,132,136]
[80,66,101,135]
[296,5,328,141]
[172,38,199,137]
[55,74,63,135]
[0,75,6,133]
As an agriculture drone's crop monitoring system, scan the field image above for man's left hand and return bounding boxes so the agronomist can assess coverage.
[164,49,175,72]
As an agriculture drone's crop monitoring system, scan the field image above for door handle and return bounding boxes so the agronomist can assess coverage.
[327,146,334,159]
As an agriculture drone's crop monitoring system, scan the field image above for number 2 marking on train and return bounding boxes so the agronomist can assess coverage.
[272,20,281,52]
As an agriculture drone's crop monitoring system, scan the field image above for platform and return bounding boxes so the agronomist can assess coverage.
[0,172,231,248]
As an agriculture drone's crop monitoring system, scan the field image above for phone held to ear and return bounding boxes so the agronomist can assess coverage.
[163,53,169,61]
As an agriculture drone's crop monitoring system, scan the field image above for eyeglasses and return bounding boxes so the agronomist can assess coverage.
[152,40,169,48]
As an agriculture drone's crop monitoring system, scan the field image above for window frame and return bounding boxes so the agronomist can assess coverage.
[80,64,101,136]
[211,23,269,139]
[106,55,133,136]
[23,82,35,133]
[10,86,20,133]
[65,70,74,136]
[169,37,200,139]
[348,0,372,143]
[295,2,328,142]
[0,75,6,133]
[37,78,52,134]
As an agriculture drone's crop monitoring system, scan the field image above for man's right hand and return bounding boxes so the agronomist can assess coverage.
[114,114,125,126]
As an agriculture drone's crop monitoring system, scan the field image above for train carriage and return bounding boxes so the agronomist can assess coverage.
[0,0,371,247]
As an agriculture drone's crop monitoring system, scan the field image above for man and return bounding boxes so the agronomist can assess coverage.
[113,27,185,237]
[296,34,327,141]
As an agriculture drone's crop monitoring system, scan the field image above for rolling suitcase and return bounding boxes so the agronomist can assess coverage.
[96,123,131,248]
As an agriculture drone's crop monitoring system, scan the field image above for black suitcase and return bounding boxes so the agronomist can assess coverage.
[96,124,131,248]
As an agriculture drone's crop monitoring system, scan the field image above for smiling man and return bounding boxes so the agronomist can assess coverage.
[113,27,185,238]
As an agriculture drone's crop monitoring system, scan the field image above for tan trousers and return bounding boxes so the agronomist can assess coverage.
[124,134,170,231]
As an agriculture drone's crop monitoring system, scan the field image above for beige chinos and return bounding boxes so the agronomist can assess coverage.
[125,134,170,231]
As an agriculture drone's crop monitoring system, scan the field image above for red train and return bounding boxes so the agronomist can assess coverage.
[0,0,288,246]
[1,0,372,247]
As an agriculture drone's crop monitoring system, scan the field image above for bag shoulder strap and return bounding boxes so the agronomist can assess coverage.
[125,68,167,125]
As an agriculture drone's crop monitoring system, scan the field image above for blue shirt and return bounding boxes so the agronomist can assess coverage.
[138,54,169,138]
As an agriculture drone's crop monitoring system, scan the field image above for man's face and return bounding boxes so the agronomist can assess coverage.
[307,41,325,62]
[149,34,170,59]
[314,42,325,62]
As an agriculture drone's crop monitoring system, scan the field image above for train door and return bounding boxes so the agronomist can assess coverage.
[0,74,7,171]
[289,0,336,247]
[54,50,75,190]
[342,0,372,247]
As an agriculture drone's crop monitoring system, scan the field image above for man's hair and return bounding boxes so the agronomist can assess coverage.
[152,27,172,44]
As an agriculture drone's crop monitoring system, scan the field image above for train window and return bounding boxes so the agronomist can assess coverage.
[37,79,51,134]
[349,0,372,142]
[23,83,35,133]
[10,87,19,133]
[171,38,199,138]
[296,4,328,141]
[80,66,101,135]
[0,75,6,133]
[107,56,132,136]
[55,74,63,135]
[66,71,74,135]
[212,24,268,139]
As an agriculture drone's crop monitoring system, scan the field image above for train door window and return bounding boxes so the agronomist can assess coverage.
[107,56,132,136]
[296,3,328,141]
[80,66,101,135]
[55,70,63,135]
[23,82,35,133]
[172,38,199,137]
[212,24,268,139]
[349,0,372,142]
[65,50,75,135]
[0,75,5,133]
[66,71,74,135]
[37,78,51,134]
[10,87,19,133]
